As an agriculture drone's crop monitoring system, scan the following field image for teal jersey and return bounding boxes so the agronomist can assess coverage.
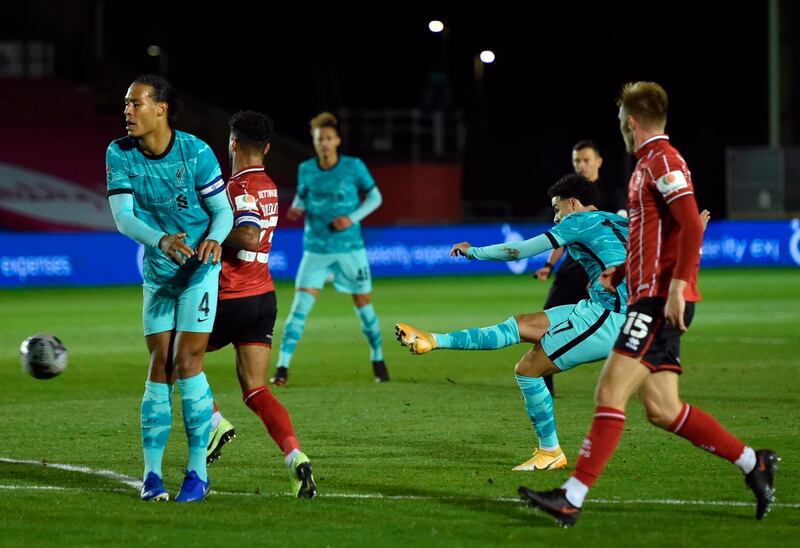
[546,211,629,313]
[106,130,225,287]
[297,155,376,253]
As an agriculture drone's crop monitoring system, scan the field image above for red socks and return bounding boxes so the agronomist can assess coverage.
[574,407,626,488]
[669,403,745,463]
[571,403,747,490]
[243,386,300,456]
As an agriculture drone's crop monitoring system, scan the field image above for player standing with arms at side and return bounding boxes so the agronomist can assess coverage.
[519,81,779,527]
[206,111,316,497]
[106,75,233,502]
[270,112,388,386]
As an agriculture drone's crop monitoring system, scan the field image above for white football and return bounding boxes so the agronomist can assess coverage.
[20,333,68,380]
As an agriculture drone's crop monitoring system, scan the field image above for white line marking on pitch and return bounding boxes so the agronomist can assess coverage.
[0,457,140,489]
[2,457,798,509]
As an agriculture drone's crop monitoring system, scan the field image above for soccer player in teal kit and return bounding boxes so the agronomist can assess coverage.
[397,175,629,472]
[106,75,233,502]
[271,112,388,385]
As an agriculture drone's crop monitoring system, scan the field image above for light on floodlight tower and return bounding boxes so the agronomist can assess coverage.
[428,20,444,33]
[147,45,161,57]
[480,50,495,64]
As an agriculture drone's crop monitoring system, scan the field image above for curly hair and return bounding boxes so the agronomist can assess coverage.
[547,174,599,207]
[229,110,274,149]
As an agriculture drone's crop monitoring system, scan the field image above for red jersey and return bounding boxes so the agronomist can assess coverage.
[219,166,279,300]
[626,135,702,303]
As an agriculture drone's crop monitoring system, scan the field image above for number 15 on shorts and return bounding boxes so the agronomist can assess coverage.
[621,311,653,352]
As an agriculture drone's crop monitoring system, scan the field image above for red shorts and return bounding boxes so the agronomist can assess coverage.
[612,297,695,374]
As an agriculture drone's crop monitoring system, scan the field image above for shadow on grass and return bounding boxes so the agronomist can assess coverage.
[0,461,136,495]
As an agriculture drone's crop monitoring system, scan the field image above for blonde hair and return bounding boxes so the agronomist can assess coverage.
[309,112,338,134]
[617,81,668,129]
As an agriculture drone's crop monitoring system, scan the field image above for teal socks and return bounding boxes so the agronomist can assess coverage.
[515,374,559,450]
[277,291,316,368]
[355,303,383,361]
[434,316,520,350]
[176,372,213,482]
[141,380,173,480]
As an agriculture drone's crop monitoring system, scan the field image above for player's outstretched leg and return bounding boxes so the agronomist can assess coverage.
[395,322,438,354]
[273,291,317,386]
[206,402,236,465]
[140,380,172,501]
[396,316,520,354]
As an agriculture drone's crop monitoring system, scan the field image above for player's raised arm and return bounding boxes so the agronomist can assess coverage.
[454,233,556,262]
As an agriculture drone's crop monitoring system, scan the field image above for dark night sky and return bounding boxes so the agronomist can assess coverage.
[4,1,776,219]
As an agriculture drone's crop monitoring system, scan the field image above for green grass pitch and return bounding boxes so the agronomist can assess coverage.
[0,270,798,546]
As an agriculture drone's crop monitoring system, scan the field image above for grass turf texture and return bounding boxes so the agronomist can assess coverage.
[0,270,798,546]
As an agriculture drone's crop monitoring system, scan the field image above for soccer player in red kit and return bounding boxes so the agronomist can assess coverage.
[519,82,778,527]
[206,111,315,498]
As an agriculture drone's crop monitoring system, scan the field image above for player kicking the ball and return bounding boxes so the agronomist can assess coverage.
[398,174,629,473]
[518,82,778,527]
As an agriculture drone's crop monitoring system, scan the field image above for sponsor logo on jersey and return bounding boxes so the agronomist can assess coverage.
[656,170,689,196]
[177,193,188,210]
[235,193,259,211]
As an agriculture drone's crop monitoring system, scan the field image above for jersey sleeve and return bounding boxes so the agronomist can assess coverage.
[650,153,694,204]
[468,233,554,261]
[296,163,309,203]
[354,158,377,192]
[194,140,225,199]
[545,215,584,247]
[227,181,262,229]
[105,144,132,196]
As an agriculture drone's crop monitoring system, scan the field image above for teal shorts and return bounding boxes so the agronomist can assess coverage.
[295,249,372,294]
[142,265,220,336]
[540,299,626,371]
